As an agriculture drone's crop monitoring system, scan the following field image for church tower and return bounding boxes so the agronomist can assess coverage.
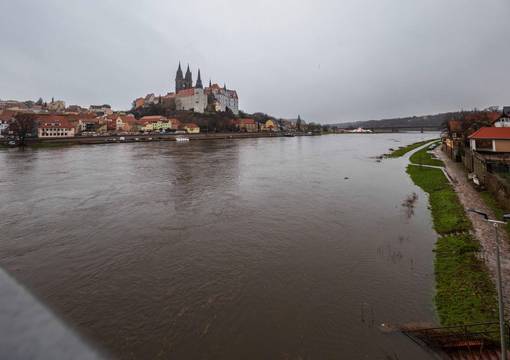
[175,62,184,93]
[195,69,203,89]
[184,65,193,89]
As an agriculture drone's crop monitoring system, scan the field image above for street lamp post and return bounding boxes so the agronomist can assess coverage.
[468,208,510,360]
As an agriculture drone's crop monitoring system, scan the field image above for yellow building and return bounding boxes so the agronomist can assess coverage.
[183,123,200,134]
[138,116,173,132]
[261,119,277,132]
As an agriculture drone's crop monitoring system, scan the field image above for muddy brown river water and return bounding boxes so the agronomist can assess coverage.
[0,134,439,359]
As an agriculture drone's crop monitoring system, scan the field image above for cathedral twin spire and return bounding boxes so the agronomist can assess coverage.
[175,62,202,92]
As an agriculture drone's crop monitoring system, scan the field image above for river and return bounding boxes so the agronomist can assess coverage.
[0,133,439,359]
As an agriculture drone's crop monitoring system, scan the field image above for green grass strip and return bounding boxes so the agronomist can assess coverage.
[406,166,470,234]
[406,164,498,326]
[435,233,498,325]
[386,139,436,158]
[409,143,443,167]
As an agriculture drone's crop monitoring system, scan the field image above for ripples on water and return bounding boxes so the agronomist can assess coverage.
[0,133,439,359]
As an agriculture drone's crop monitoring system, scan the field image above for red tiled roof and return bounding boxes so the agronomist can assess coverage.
[239,118,255,125]
[176,88,195,97]
[119,115,136,124]
[35,114,81,124]
[469,127,510,140]
[38,118,74,129]
[139,116,167,122]
[138,116,170,126]
[183,123,198,128]
[0,110,16,121]
[206,84,222,91]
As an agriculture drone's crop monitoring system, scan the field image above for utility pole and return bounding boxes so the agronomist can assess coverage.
[468,209,509,360]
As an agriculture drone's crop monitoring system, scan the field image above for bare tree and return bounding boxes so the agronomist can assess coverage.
[10,113,36,146]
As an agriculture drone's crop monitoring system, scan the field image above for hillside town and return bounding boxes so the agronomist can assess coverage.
[0,64,316,145]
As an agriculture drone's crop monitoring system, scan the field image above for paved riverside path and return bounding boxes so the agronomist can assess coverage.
[433,148,510,316]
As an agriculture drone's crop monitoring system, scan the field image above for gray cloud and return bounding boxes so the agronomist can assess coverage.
[1,0,509,123]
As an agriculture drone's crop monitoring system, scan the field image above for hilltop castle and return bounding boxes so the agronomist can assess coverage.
[174,63,238,115]
[134,63,239,115]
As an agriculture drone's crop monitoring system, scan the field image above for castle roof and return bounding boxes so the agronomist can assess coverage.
[176,88,196,97]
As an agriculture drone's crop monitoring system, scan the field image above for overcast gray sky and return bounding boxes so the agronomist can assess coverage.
[1,0,509,123]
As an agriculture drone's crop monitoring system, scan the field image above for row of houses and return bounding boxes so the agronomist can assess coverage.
[0,110,295,139]
[0,112,202,138]
[442,106,510,208]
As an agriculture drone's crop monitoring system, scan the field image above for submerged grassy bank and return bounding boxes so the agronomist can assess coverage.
[386,139,435,158]
[409,143,443,167]
[407,166,470,234]
[406,165,498,326]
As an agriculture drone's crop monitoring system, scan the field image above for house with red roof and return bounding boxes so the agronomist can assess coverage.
[112,114,137,132]
[234,118,257,132]
[137,116,173,132]
[37,117,75,138]
[182,123,200,134]
[469,127,510,153]
[466,127,510,188]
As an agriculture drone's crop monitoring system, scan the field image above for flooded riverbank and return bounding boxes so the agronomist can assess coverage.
[0,133,439,358]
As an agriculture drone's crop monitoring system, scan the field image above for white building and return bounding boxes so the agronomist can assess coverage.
[175,88,207,113]
[205,84,239,115]
[494,106,510,127]
[38,119,75,138]
[89,104,113,115]
[47,99,66,112]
